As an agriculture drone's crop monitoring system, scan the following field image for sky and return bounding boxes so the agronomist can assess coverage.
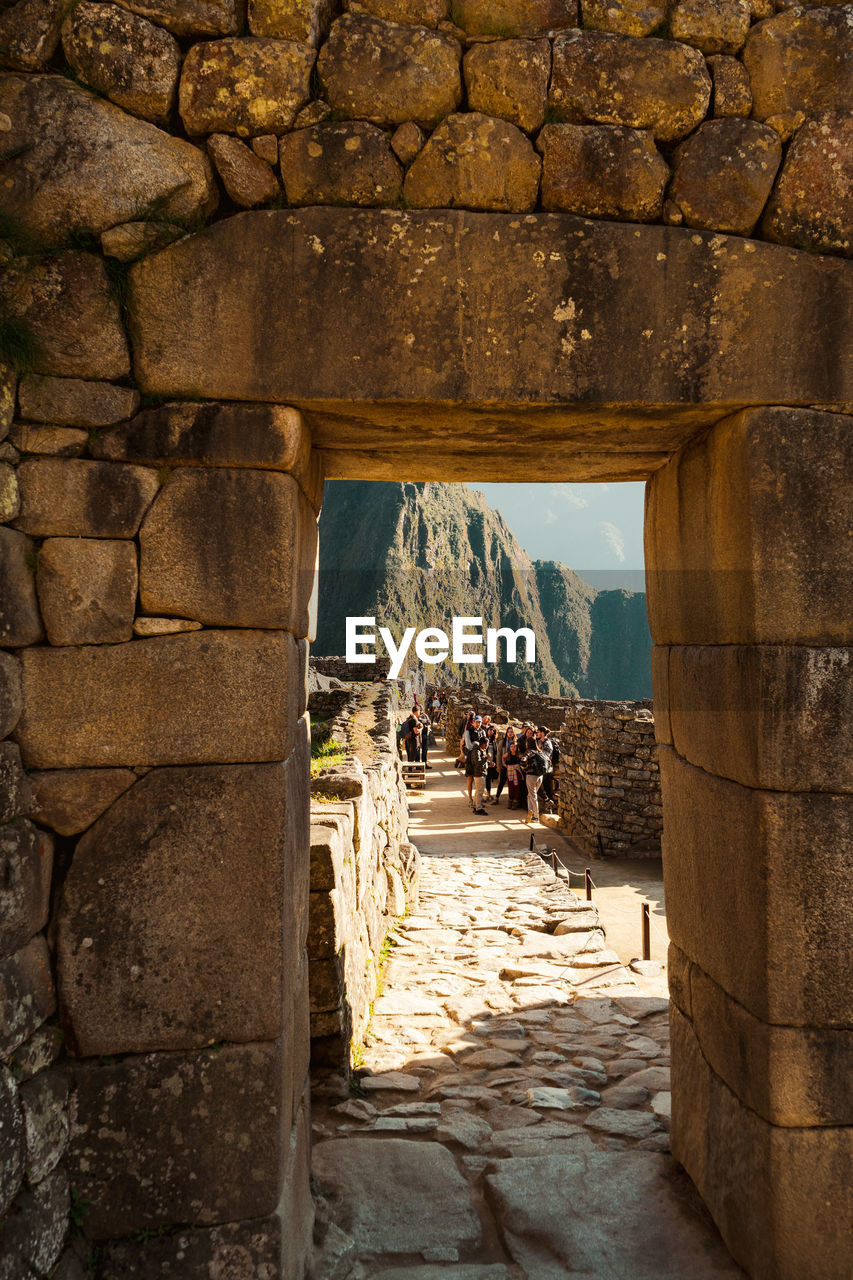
[474,481,647,592]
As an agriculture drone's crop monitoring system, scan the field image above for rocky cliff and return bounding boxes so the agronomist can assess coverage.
[315,480,652,699]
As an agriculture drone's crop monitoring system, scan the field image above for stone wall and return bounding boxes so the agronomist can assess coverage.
[308,683,419,1075]
[557,699,661,856]
[311,654,391,682]
[0,398,321,1273]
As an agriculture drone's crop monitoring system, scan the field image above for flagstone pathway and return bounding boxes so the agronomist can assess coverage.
[310,750,743,1280]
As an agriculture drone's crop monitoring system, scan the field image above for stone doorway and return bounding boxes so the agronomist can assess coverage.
[2,208,850,1279]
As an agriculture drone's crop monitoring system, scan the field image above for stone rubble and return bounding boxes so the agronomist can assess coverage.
[311,838,740,1277]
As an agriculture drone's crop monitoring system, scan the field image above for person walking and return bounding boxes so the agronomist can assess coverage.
[521,734,548,824]
[463,715,486,808]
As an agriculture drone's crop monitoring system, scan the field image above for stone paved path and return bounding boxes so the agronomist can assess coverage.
[310,749,743,1280]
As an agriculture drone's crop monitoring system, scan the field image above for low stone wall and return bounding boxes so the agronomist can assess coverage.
[310,655,391,682]
[557,700,661,857]
[308,683,419,1076]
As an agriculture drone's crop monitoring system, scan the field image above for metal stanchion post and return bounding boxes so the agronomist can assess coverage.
[642,902,651,961]
[585,868,592,901]
[529,834,534,852]
[551,851,558,874]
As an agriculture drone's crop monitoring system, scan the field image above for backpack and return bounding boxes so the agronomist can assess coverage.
[550,741,562,767]
[526,750,548,775]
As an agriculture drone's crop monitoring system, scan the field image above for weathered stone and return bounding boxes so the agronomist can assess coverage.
[707,54,752,117]
[0,821,51,956]
[126,208,853,451]
[280,121,403,207]
[138,468,316,632]
[293,97,332,127]
[670,0,750,55]
[0,0,64,71]
[646,407,853,645]
[667,118,781,236]
[36,537,137,646]
[112,0,240,35]
[14,460,157,539]
[252,133,279,165]
[19,1070,69,1183]
[0,936,55,1058]
[208,132,279,206]
[463,38,550,133]
[0,360,15,440]
[0,527,43,648]
[62,3,180,125]
[660,747,852,1026]
[486,1151,743,1278]
[249,0,333,41]
[743,8,853,123]
[318,15,462,128]
[57,763,298,1054]
[0,652,22,739]
[539,123,668,221]
[16,629,299,768]
[550,30,711,142]
[6,425,88,457]
[584,1106,658,1138]
[670,1003,853,1280]
[100,220,185,261]
[404,112,540,211]
[313,1138,481,1254]
[5,1024,62,1082]
[0,460,19,521]
[762,112,852,258]
[661,644,853,792]
[0,741,30,830]
[0,1066,24,1216]
[451,0,577,37]
[391,120,427,165]
[133,616,202,635]
[66,1043,287,1237]
[29,768,135,836]
[580,0,667,37]
[0,251,130,379]
[179,36,315,136]
[0,1167,68,1276]
[676,951,853,1127]
[18,376,140,429]
[0,76,217,248]
[96,1218,284,1279]
[346,0,448,23]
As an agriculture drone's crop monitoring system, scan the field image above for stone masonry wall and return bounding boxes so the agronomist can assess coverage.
[0,392,322,1274]
[311,654,391,681]
[308,683,419,1076]
[557,699,662,856]
[1,1,850,259]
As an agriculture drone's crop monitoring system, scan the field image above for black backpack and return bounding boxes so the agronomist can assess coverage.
[551,741,562,767]
[526,750,549,774]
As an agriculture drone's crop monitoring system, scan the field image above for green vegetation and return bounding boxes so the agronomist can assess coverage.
[310,736,348,778]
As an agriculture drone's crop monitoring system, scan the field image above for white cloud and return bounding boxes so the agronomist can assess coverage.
[599,521,626,562]
[549,484,589,510]
[543,507,558,524]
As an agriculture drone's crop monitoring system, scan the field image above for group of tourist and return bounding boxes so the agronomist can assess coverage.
[456,712,559,824]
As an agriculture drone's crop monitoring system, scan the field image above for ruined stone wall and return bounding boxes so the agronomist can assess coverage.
[556,699,662,856]
[310,654,391,682]
[0,393,321,1273]
[308,684,419,1076]
[440,680,567,734]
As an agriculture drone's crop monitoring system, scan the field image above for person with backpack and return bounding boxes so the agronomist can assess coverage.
[521,734,549,824]
[537,726,557,810]
[463,715,487,809]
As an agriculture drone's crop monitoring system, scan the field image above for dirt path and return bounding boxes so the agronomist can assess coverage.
[310,746,742,1280]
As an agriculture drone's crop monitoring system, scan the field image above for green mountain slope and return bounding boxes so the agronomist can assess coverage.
[315,481,652,700]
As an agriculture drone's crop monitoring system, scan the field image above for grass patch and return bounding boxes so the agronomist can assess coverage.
[310,736,347,777]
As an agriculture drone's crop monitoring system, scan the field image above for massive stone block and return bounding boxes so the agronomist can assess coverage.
[36,537,138,645]
[581,0,667,37]
[96,1218,284,1279]
[250,0,334,41]
[667,119,781,237]
[0,0,65,72]
[0,527,44,648]
[15,629,299,768]
[0,75,217,247]
[17,376,139,429]
[659,746,852,1027]
[14,459,159,538]
[0,740,32,824]
[317,15,462,128]
[279,121,403,207]
[0,1066,24,1216]
[179,36,315,136]
[550,30,711,142]
[0,251,130,380]
[451,0,577,36]
[110,0,241,36]
[126,210,853,482]
[669,0,749,56]
[538,123,668,221]
[646,407,853,646]
[463,38,550,133]
[0,651,22,738]
[29,768,136,835]
[57,763,299,1054]
[671,948,853,1128]
[61,2,181,125]
[138,468,316,632]
[657,645,853,792]
[404,113,541,212]
[670,1003,853,1280]
[67,1042,288,1237]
